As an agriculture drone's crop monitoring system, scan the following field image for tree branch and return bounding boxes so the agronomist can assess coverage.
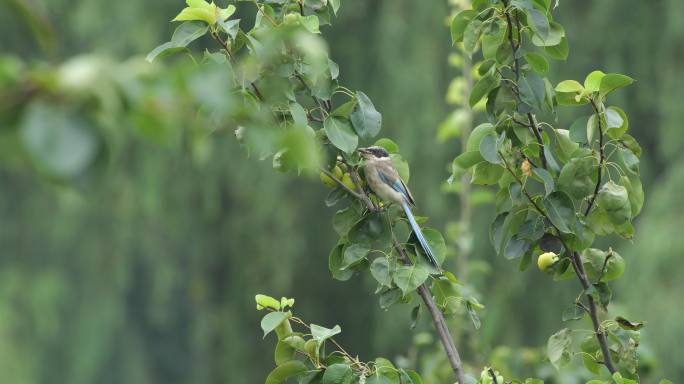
[392,237,467,384]
[319,168,364,201]
[499,153,618,374]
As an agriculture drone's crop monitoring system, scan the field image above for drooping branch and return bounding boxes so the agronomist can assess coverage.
[392,237,467,384]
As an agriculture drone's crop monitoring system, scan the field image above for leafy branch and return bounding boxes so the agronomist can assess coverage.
[452,0,642,379]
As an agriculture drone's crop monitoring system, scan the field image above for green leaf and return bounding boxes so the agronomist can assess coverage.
[217,18,240,39]
[605,106,628,139]
[256,294,281,310]
[587,113,598,143]
[329,0,341,15]
[349,212,391,250]
[394,264,430,296]
[584,70,605,93]
[544,37,569,60]
[503,235,531,260]
[289,103,308,126]
[146,21,209,62]
[409,305,421,329]
[453,151,484,169]
[261,311,292,338]
[329,244,354,281]
[451,10,477,44]
[466,123,495,151]
[547,328,572,370]
[599,73,634,97]
[374,138,399,153]
[519,73,546,111]
[379,288,402,310]
[324,116,358,154]
[311,323,342,344]
[351,91,382,139]
[333,207,361,236]
[531,21,564,47]
[542,191,575,233]
[555,79,584,93]
[173,7,216,25]
[370,257,392,287]
[299,15,320,34]
[332,100,357,118]
[463,19,484,55]
[471,162,503,185]
[569,115,589,143]
[619,175,643,216]
[478,133,501,164]
[265,360,308,384]
[525,52,549,74]
[402,369,423,384]
[470,73,501,107]
[597,181,631,224]
[533,167,554,197]
[274,340,296,365]
[322,363,353,384]
[557,156,598,199]
[582,248,625,282]
[342,243,370,269]
[513,0,550,40]
[562,303,585,321]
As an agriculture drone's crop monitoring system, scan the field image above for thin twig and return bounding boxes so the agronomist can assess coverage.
[252,0,278,26]
[584,99,605,216]
[488,368,499,384]
[209,31,265,101]
[392,237,467,384]
[319,168,364,200]
[295,73,326,119]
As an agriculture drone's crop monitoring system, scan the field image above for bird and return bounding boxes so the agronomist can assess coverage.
[358,146,441,271]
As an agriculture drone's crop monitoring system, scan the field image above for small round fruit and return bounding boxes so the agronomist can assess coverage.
[341,173,358,192]
[332,165,343,179]
[537,252,559,271]
[319,171,337,188]
[304,339,318,357]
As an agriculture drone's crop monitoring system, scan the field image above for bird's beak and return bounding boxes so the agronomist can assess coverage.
[358,148,369,154]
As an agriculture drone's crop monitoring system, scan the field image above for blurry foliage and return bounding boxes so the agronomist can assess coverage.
[0,0,683,383]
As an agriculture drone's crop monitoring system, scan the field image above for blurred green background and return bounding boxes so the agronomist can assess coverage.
[0,0,682,383]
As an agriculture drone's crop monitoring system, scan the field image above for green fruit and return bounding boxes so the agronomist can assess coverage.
[304,339,318,358]
[537,252,559,271]
[341,173,359,192]
[319,171,337,188]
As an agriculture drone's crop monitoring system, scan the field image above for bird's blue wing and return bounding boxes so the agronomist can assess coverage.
[378,170,416,206]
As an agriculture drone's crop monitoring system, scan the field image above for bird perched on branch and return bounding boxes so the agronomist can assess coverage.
[358,146,441,271]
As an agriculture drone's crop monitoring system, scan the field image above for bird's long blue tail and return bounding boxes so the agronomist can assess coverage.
[401,201,440,270]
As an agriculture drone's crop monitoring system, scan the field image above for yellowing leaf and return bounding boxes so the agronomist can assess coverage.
[173,7,216,25]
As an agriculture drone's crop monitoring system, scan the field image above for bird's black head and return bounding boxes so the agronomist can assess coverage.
[358,146,390,159]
